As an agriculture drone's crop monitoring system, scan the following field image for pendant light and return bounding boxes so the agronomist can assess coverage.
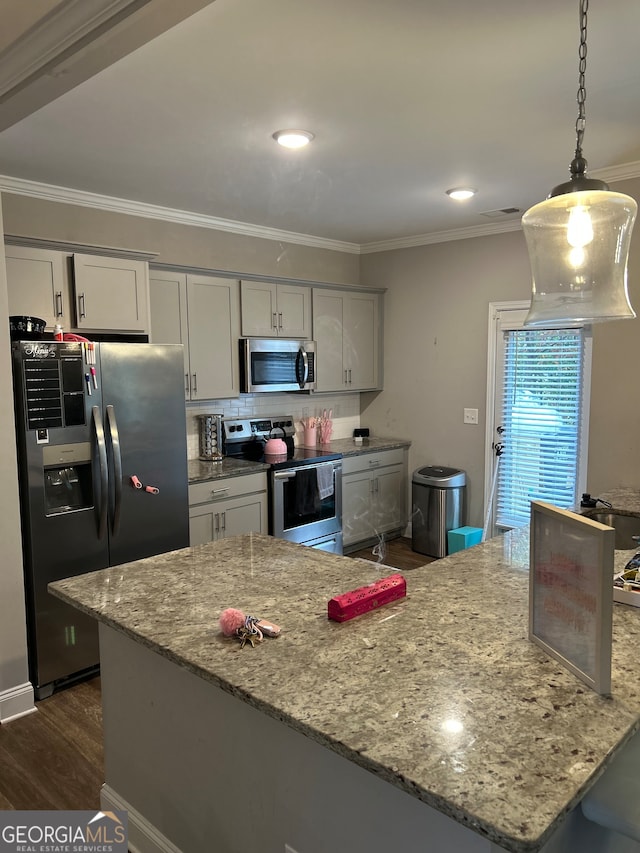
[522,0,637,328]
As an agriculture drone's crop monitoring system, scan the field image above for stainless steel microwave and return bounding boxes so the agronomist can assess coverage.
[239,338,316,393]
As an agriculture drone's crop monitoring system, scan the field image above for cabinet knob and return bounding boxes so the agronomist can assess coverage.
[78,292,86,319]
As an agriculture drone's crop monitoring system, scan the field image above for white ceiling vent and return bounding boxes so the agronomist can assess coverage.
[479,207,521,220]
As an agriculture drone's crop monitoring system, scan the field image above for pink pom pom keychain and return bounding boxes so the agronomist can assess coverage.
[219,607,281,649]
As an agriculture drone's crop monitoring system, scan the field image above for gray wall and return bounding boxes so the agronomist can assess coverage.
[360,176,640,526]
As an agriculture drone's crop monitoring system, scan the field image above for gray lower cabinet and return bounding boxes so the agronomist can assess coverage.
[188,473,268,546]
[149,269,240,400]
[342,448,407,551]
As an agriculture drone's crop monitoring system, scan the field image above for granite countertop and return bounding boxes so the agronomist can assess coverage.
[50,529,640,852]
[188,456,269,483]
[326,436,410,457]
[599,487,640,515]
[187,436,410,482]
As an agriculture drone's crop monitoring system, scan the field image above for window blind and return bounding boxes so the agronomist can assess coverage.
[496,328,585,529]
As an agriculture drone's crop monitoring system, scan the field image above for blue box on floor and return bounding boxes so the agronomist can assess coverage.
[447,526,483,554]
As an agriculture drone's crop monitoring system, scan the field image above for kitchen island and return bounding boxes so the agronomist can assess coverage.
[50,530,640,853]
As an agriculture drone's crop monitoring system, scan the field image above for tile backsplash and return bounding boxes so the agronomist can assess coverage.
[186,393,361,459]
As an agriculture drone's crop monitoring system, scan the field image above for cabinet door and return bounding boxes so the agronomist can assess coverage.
[220,494,267,538]
[346,292,379,390]
[73,254,150,332]
[149,270,189,398]
[312,289,346,391]
[189,504,218,546]
[374,466,405,535]
[240,281,277,336]
[276,284,311,338]
[187,274,240,400]
[5,245,70,329]
[342,470,374,547]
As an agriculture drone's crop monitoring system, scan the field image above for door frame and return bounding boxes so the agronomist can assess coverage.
[484,301,592,538]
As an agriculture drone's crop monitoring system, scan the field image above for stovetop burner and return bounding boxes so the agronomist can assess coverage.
[223,414,341,467]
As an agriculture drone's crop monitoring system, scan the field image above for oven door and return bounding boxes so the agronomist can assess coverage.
[271,461,342,547]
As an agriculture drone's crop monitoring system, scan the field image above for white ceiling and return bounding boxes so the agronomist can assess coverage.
[0,0,639,249]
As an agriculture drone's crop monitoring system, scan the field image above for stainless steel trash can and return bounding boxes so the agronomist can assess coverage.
[412,466,466,558]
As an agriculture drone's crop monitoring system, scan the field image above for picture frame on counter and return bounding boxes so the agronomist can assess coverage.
[529,501,614,695]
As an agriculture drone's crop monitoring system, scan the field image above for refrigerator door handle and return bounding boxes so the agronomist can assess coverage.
[92,405,109,540]
[106,405,123,536]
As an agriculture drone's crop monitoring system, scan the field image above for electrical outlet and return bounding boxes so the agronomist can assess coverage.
[463,407,479,425]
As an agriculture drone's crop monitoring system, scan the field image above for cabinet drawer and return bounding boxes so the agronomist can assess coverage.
[342,448,404,476]
[188,472,267,506]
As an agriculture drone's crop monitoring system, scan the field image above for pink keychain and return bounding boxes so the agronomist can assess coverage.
[219,608,281,648]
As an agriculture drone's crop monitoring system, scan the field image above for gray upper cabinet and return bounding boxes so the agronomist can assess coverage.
[149,269,240,401]
[5,245,70,329]
[312,288,381,392]
[148,269,189,396]
[73,253,150,332]
[240,281,311,338]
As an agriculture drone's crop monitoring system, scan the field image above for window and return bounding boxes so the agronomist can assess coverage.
[485,303,591,534]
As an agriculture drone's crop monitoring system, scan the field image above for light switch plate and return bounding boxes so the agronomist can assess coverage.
[464,407,479,425]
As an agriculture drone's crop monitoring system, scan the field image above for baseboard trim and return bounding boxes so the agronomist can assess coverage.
[0,681,36,723]
[101,785,182,853]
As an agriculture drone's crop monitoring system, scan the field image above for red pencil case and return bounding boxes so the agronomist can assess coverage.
[328,573,407,622]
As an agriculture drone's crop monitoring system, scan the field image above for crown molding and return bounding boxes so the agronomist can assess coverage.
[0,174,361,255]
[593,159,640,184]
[2,162,640,258]
[360,161,640,254]
[359,219,523,254]
[0,0,152,101]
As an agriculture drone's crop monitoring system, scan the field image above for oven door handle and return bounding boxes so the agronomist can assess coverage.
[274,470,296,481]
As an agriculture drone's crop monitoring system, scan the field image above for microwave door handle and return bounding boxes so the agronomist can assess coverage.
[106,405,123,535]
[296,347,309,389]
[92,405,109,540]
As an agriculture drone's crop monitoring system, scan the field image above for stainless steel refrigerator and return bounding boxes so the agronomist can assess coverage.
[12,341,189,699]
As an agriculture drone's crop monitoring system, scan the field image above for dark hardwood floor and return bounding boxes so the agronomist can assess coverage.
[0,676,104,810]
[348,535,435,570]
[0,537,431,812]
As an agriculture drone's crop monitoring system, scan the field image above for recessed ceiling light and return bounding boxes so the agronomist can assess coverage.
[272,129,315,149]
[446,187,477,201]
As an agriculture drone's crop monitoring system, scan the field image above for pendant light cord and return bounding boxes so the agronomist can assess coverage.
[574,0,588,162]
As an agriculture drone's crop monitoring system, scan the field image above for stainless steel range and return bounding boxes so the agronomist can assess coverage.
[223,415,343,554]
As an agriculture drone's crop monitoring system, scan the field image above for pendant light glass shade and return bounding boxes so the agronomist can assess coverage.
[522,187,637,328]
[522,0,638,328]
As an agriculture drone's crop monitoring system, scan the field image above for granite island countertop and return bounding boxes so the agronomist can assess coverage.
[50,529,640,852]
